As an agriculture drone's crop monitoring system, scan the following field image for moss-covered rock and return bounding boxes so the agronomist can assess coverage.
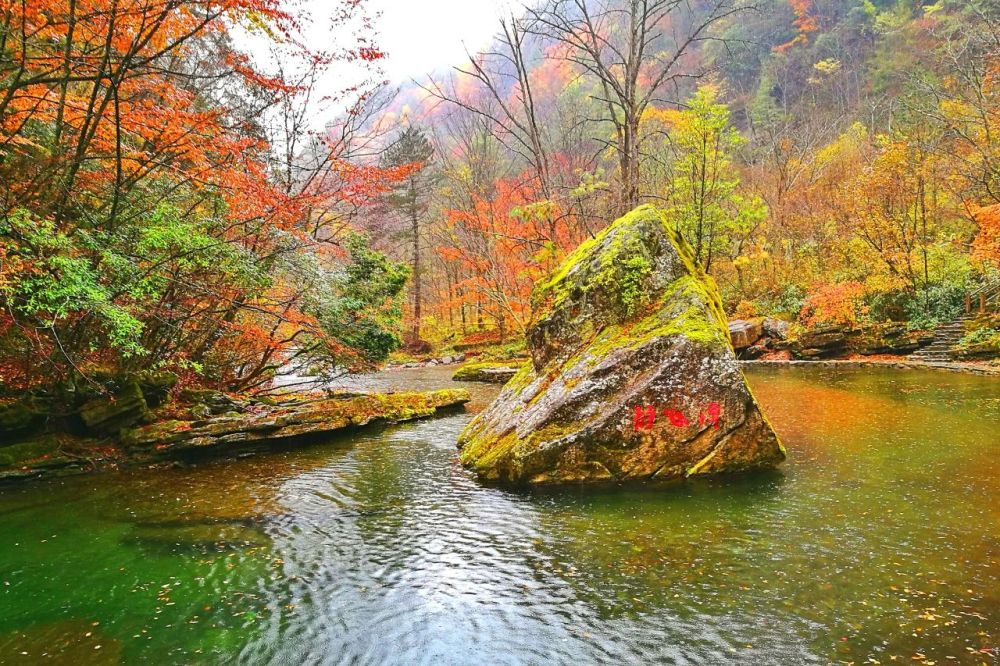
[123,389,471,456]
[136,370,178,407]
[452,361,523,383]
[78,378,150,436]
[458,205,784,485]
[0,397,44,437]
[0,437,61,467]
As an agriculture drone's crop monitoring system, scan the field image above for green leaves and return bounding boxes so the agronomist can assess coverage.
[3,208,146,356]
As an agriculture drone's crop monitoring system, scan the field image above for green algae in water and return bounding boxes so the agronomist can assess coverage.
[0,366,997,664]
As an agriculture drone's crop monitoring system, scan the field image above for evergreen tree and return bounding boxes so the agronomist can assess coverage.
[380,125,435,346]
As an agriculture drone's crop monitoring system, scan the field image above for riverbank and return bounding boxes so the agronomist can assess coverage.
[0,389,470,483]
[740,358,1000,375]
[447,355,1000,385]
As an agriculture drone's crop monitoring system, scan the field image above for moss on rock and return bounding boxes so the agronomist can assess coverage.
[124,389,471,455]
[458,205,783,485]
[452,361,525,383]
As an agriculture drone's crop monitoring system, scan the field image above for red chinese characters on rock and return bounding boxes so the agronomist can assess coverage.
[633,403,722,432]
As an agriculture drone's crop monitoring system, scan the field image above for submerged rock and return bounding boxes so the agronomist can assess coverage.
[457,205,784,485]
[128,520,271,554]
[0,620,122,664]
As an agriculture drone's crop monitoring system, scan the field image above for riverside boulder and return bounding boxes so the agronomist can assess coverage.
[457,205,784,484]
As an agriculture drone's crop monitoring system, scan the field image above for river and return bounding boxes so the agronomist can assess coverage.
[0,366,997,664]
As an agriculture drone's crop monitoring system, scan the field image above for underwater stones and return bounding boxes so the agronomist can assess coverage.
[0,620,122,664]
[457,205,784,485]
[128,519,270,554]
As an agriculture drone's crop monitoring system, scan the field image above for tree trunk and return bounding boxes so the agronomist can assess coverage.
[410,179,421,342]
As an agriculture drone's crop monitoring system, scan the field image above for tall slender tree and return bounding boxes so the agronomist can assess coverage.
[380,125,435,345]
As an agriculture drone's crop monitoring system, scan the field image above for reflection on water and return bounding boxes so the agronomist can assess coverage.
[0,366,997,664]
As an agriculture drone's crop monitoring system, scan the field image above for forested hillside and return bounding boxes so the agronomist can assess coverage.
[0,0,413,396]
[2,0,999,400]
[365,0,999,353]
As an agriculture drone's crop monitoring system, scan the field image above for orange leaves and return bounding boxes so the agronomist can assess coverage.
[774,0,818,53]
[972,204,1000,268]
[433,172,584,332]
[0,0,400,392]
[328,160,418,206]
[800,282,868,328]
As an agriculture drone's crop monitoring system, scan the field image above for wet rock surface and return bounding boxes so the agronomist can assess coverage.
[458,206,785,485]
[452,361,523,383]
[1,389,470,482]
[123,390,471,456]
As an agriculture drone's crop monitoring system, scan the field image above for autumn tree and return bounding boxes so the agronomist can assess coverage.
[651,85,765,275]
[526,0,752,215]
[0,0,409,396]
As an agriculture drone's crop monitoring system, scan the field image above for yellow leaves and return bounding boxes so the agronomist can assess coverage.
[640,105,684,130]
[732,255,752,270]
[814,123,867,171]
[809,58,842,85]
[923,1,944,15]
[939,98,977,125]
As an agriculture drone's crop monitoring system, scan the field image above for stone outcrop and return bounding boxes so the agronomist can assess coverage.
[2,389,470,482]
[728,319,763,350]
[78,378,150,436]
[123,390,470,457]
[763,322,933,359]
[457,206,785,485]
[762,317,791,340]
[452,361,523,383]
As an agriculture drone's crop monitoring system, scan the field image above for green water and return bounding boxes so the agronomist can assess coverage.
[0,366,997,665]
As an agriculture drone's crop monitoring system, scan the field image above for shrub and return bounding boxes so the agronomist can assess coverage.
[799,282,868,328]
[734,300,759,319]
[959,326,1000,347]
[757,285,806,318]
[902,283,966,331]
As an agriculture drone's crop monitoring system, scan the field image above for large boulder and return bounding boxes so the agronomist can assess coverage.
[728,319,763,350]
[78,378,150,436]
[457,206,784,484]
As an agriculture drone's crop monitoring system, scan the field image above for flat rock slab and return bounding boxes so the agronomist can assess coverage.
[124,389,471,457]
[452,362,522,383]
[458,206,785,485]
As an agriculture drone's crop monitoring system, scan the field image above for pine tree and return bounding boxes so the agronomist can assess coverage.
[380,125,435,346]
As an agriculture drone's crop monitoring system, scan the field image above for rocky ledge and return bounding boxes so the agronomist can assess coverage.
[1,389,470,482]
[458,205,785,485]
[452,361,523,383]
[726,318,936,360]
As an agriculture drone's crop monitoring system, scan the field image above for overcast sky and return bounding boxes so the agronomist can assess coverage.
[368,0,518,83]
[231,1,518,130]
